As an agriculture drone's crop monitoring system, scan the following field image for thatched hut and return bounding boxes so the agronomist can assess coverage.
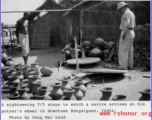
[28,0,150,49]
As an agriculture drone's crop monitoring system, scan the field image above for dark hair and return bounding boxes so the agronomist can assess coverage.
[23,12,30,16]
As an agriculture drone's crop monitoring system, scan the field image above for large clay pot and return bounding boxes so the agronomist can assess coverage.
[40,66,53,76]
[6,59,14,66]
[12,71,24,86]
[139,89,150,101]
[103,49,110,58]
[2,66,13,80]
[28,75,40,92]
[29,71,41,79]
[8,75,20,86]
[51,83,63,100]
[75,81,87,97]
[21,65,30,79]
[100,87,113,100]
[82,41,92,49]
[94,38,105,49]
[72,84,83,100]
[30,63,39,71]
[62,89,75,100]
[105,41,115,49]
[18,86,30,100]
[2,52,9,65]
[90,48,102,57]
[58,77,71,91]
[112,95,127,101]
[32,81,41,96]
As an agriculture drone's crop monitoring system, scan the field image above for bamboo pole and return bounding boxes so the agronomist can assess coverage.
[74,36,79,74]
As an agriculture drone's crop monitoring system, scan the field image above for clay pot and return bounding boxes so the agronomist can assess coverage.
[82,41,92,49]
[28,75,40,92]
[8,85,19,100]
[72,84,83,100]
[37,86,47,95]
[18,86,30,100]
[14,63,22,71]
[30,63,39,71]
[29,71,41,79]
[139,89,150,101]
[62,89,75,100]
[7,93,20,100]
[6,59,14,66]
[2,52,9,65]
[8,75,20,86]
[94,38,105,49]
[112,95,127,101]
[21,65,30,79]
[75,81,86,97]
[51,83,63,100]
[100,87,113,100]
[33,94,45,100]
[27,68,38,78]
[90,48,102,57]
[103,49,110,58]
[12,71,24,86]
[40,66,53,76]
[58,77,71,91]
[5,68,16,80]
[2,66,13,80]
[32,81,41,96]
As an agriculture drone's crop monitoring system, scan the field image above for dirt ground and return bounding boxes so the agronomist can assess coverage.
[2,49,150,101]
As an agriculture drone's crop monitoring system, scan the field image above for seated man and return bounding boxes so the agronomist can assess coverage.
[61,39,83,61]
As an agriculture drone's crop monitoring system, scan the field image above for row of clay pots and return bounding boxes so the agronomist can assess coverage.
[51,77,88,100]
[100,87,150,101]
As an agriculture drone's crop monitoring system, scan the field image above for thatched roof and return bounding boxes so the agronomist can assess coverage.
[28,0,65,21]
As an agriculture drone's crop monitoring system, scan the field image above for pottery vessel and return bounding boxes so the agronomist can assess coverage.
[32,81,42,95]
[33,94,45,100]
[40,66,53,76]
[7,93,20,100]
[72,84,83,100]
[139,89,150,101]
[2,66,13,80]
[21,65,30,79]
[58,77,71,91]
[51,83,63,100]
[6,59,14,66]
[62,89,75,100]
[1,63,5,69]
[2,52,9,65]
[14,63,22,71]
[8,75,20,86]
[5,68,16,80]
[30,63,39,71]
[37,86,47,95]
[28,75,40,92]
[112,95,127,101]
[12,71,24,86]
[75,81,87,97]
[29,71,41,79]
[8,85,19,100]
[18,86,30,100]
[100,87,113,100]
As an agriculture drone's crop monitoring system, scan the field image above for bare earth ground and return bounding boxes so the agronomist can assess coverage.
[2,48,150,101]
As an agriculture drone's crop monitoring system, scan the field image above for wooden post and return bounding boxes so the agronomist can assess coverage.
[80,10,83,47]
[74,36,79,74]
[9,27,13,55]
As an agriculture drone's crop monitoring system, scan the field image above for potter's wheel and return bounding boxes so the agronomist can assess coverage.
[66,57,101,65]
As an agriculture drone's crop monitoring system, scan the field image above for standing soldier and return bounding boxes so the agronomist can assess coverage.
[117,2,136,70]
[16,12,30,65]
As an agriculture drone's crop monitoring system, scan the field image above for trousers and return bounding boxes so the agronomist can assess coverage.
[118,30,135,69]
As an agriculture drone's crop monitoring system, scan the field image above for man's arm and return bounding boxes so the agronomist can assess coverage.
[61,45,69,53]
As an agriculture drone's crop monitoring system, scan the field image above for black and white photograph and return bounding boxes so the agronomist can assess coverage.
[1,0,150,101]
